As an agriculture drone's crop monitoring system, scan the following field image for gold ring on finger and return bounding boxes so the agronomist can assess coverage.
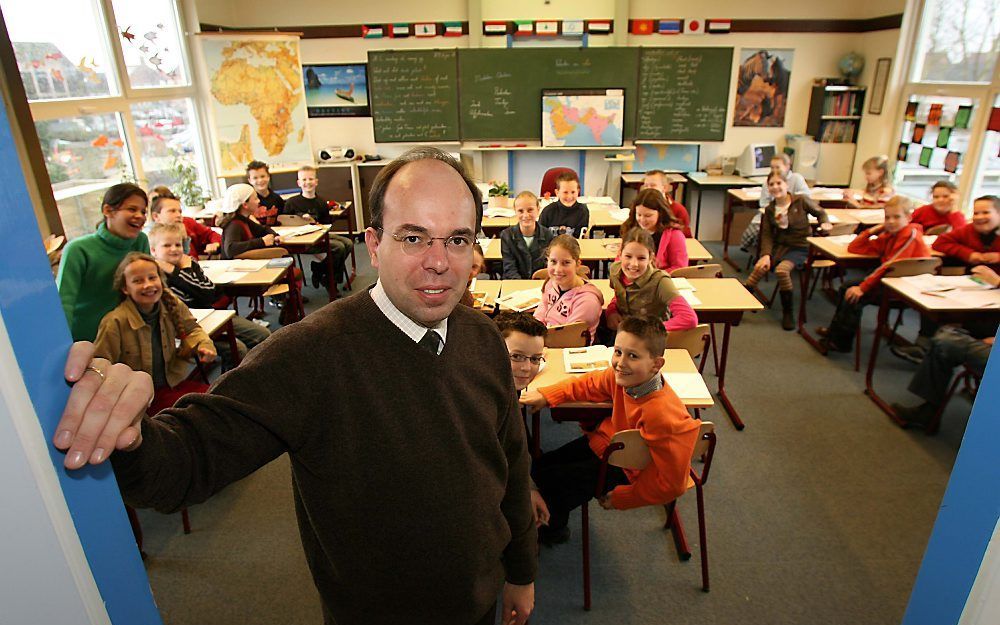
[85,364,106,383]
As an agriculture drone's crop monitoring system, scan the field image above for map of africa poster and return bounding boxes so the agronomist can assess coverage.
[197,33,313,176]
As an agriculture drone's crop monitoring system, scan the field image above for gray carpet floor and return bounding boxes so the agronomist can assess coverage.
[134,241,971,624]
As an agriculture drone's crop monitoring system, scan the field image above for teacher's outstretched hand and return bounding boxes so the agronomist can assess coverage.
[55,341,153,469]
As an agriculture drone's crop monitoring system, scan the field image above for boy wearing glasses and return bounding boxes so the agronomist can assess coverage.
[520,315,700,545]
[495,311,552,529]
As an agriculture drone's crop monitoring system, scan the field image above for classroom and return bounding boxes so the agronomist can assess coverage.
[1,1,999,624]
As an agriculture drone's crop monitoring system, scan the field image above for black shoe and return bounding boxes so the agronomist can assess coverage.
[891,402,937,428]
[890,344,927,365]
[269,296,285,309]
[819,337,851,354]
[537,524,570,547]
[816,326,830,337]
[779,290,795,331]
[310,261,323,289]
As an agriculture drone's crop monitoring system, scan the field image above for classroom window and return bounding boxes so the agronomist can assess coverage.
[968,95,1000,200]
[3,0,119,101]
[910,0,1000,84]
[130,99,204,191]
[894,95,976,200]
[111,0,189,89]
[36,113,134,239]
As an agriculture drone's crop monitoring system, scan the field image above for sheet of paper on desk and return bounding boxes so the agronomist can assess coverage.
[945,289,1000,308]
[679,290,702,306]
[497,288,543,312]
[275,224,323,237]
[825,234,857,245]
[607,208,630,221]
[203,270,245,285]
[855,209,885,221]
[484,207,515,218]
[741,187,761,198]
[227,259,269,271]
[477,238,497,255]
[663,372,713,402]
[808,214,840,223]
[190,309,214,324]
[901,274,993,292]
[581,196,615,204]
[670,277,696,291]
[564,345,612,373]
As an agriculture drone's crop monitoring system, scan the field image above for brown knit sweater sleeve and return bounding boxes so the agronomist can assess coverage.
[498,390,538,585]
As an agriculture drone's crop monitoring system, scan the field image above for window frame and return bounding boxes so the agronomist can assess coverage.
[890,0,1000,211]
[24,0,210,206]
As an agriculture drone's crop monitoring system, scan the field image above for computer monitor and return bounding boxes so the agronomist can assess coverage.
[736,143,777,177]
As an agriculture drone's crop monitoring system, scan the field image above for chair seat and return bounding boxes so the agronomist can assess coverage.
[263,284,290,298]
[812,259,836,268]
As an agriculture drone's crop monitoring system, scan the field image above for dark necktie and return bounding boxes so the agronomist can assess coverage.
[418,330,442,355]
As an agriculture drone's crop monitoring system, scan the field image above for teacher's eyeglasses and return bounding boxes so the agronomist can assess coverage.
[378,228,474,257]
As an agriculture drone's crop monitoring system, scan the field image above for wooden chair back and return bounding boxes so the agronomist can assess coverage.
[692,421,716,462]
[236,247,289,261]
[277,214,312,226]
[666,324,710,361]
[883,257,942,278]
[670,264,722,279]
[531,265,590,280]
[925,224,951,236]
[607,429,651,470]
[544,321,590,348]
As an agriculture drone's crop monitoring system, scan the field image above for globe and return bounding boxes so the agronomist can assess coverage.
[839,53,865,83]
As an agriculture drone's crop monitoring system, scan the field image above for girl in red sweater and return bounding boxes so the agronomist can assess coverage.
[620,188,688,273]
[910,181,965,234]
[818,197,931,353]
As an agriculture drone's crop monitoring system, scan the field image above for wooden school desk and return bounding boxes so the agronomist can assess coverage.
[685,172,758,239]
[481,237,712,266]
[497,277,762,429]
[328,203,358,287]
[190,308,241,366]
[864,277,1000,426]
[524,347,713,455]
[273,225,339,301]
[199,260,304,322]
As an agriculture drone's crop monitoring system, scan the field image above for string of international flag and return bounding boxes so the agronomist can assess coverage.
[358,19,732,39]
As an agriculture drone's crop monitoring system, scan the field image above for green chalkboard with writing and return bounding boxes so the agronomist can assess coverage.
[368,49,460,143]
[458,48,639,141]
[636,47,733,141]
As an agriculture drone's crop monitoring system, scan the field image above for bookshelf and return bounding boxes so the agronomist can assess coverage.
[806,83,866,186]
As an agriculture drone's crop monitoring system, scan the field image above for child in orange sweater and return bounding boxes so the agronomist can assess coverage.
[520,315,700,544]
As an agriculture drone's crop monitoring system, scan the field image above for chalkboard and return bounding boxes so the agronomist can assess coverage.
[458,48,640,141]
[636,47,733,141]
[368,50,460,143]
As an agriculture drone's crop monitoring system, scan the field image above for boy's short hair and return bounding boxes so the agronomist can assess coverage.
[554,171,580,187]
[514,190,539,208]
[770,153,792,167]
[618,315,667,357]
[495,311,548,339]
[885,195,914,217]
[148,222,186,247]
[974,195,1000,211]
[298,165,317,175]
[246,160,269,174]
[643,169,667,182]
[149,186,179,215]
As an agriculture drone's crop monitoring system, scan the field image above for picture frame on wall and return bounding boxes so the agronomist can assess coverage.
[303,63,371,117]
[868,58,891,115]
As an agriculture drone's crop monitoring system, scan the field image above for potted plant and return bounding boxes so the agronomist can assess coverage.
[169,154,209,210]
[488,180,510,208]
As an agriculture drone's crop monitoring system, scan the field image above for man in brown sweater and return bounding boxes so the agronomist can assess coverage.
[56,148,537,625]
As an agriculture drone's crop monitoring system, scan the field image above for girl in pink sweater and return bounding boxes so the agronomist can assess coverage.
[534,234,605,343]
[620,188,688,272]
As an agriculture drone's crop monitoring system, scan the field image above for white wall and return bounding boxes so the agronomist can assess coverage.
[0,312,109,625]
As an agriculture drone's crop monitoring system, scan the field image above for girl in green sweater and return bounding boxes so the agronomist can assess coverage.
[57,183,150,341]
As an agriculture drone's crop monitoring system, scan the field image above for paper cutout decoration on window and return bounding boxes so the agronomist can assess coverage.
[927,104,943,126]
[919,146,934,167]
[905,101,917,121]
[943,151,960,174]
[989,107,1000,133]
[936,126,951,148]
[912,124,926,144]
[897,142,908,161]
[955,105,972,129]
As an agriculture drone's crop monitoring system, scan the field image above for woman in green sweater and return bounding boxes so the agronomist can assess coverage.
[57,183,150,341]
